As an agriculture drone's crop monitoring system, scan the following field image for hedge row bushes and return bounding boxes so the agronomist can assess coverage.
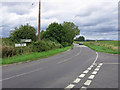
[2,45,18,58]
[32,39,62,52]
[2,39,63,58]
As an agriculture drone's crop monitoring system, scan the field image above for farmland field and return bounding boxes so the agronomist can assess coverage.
[76,40,120,54]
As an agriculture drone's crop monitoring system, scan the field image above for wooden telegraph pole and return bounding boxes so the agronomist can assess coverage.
[38,0,41,41]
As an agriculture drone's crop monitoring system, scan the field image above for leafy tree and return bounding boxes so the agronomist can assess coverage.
[43,22,65,44]
[10,24,37,42]
[42,22,80,47]
[75,36,85,41]
[62,22,80,44]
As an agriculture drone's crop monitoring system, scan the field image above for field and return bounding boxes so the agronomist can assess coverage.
[76,40,119,54]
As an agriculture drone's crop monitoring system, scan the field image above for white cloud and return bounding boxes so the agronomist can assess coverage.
[0,0,119,40]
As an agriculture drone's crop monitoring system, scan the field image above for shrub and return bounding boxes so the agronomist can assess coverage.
[61,42,71,47]
[32,39,62,52]
[2,45,17,57]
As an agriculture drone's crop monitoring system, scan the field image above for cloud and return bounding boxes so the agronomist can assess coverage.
[0,0,119,40]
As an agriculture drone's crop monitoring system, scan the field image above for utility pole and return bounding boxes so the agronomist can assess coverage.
[38,0,41,41]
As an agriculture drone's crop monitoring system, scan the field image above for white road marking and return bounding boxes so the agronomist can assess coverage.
[75,49,81,56]
[103,63,120,64]
[95,68,100,71]
[93,52,98,65]
[57,58,71,64]
[99,63,103,66]
[57,48,81,64]
[1,68,43,81]
[84,80,92,86]
[90,65,94,68]
[92,71,97,75]
[95,63,98,66]
[88,75,95,79]
[73,78,81,83]
[81,86,87,88]
[80,86,87,90]
[97,65,101,68]
[65,84,75,88]
[75,53,80,56]
[87,67,92,70]
[92,63,95,66]
[64,52,99,89]
[79,74,85,78]
[83,70,89,74]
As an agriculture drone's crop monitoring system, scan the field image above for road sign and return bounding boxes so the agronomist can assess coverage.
[15,43,26,47]
[21,39,31,42]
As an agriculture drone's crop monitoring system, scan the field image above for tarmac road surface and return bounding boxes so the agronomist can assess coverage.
[2,44,119,89]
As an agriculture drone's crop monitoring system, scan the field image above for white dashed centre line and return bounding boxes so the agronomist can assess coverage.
[87,67,92,70]
[90,65,94,68]
[64,52,101,89]
[65,84,75,88]
[92,71,97,75]
[79,74,85,78]
[99,63,103,66]
[84,80,92,86]
[95,68,100,71]
[81,86,87,88]
[1,68,43,81]
[97,65,101,68]
[88,75,95,79]
[83,70,89,74]
[73,78,81,83]
[80,86,87,89]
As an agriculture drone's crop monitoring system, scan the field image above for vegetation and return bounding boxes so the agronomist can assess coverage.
[75,36,85,41]
[2,21,79,64]
[10,24,37,43]
[2,45,73,65]
[42,22,80,47]
[62,22,80,46]
[32,39,62,52]
[80,40,120,54]
[0,38,2,59]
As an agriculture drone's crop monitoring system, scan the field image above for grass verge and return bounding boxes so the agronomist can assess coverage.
[2,45,73,65]
[83,42,119,54]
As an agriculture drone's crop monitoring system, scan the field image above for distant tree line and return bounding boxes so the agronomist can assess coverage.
[75,36,85,41]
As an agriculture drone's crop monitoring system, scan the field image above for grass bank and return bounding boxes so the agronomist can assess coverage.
[2,45,73,65]
[83,41,120,54]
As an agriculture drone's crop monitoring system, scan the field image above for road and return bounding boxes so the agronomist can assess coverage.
[2,44,119,89]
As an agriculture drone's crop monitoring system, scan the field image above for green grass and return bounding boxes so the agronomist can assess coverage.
[2,45,73,65]
[82,40,120,54]
[84,43,119,54]
[97,41,118,46]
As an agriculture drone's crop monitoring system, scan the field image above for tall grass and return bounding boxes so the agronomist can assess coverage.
[83,41,120,54]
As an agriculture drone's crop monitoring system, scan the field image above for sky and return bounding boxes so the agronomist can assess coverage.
[0,0,119,40]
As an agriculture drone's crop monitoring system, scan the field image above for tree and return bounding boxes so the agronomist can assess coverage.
[10,24,37,42]
[42,22,80,47]
[43,22,65,43]
[75,36,85,41]
[62,22,80,44]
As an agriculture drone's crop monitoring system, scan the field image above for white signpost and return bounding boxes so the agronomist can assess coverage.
[15,39,32,54]
[15,43,26,47]
[21,39,31,42]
